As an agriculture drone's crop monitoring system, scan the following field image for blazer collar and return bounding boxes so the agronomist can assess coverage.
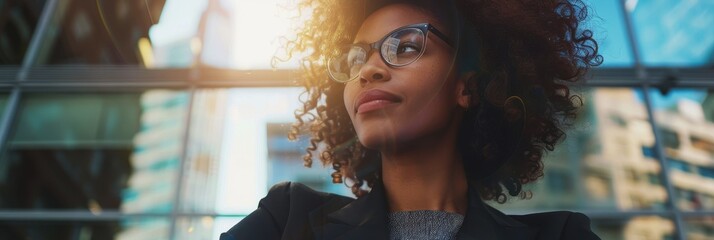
[309,181,538,240]
[455,184,538,239]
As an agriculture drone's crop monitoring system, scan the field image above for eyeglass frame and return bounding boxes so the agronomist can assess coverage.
[327,23,454,82]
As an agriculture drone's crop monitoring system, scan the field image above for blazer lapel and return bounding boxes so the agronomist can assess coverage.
[456,185,539,240]
[308,182,537,240]
[308,183,389,240]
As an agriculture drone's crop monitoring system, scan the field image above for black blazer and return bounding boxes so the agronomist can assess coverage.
[221,181,600,240]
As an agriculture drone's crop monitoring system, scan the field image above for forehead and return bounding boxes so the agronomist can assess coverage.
[354,4,444,43]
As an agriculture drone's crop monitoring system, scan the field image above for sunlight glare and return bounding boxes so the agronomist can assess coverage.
[233,0,304,69]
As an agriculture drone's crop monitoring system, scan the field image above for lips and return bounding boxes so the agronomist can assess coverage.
[354,89,402,113]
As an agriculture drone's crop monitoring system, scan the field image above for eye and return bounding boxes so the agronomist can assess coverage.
[396,42,420,54]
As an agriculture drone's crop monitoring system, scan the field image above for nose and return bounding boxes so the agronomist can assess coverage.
[358,51,390,85]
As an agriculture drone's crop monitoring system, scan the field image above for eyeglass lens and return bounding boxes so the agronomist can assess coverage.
[328,27,426,82]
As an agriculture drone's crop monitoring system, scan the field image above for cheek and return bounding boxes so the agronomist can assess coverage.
[343,82,358,120]
[399,72,458,127]
[407,68,457,109]
[404,91,453,127]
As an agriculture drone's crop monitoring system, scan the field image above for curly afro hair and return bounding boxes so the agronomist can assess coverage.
[282,0,602,202]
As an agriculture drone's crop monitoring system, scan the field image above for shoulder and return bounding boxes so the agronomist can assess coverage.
[220,182,354,240]
[255,181,354,224]
[510,211,600,240]
[263,181,352,206]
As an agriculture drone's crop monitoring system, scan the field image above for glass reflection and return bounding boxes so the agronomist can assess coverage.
[123,90,189,214]
[0,93,8,118]
[495,88,667,211]
[684,217,714,240]
[28,0,165,65]
[0,1,46,65]
[0,90,188,214]
[0,218,169,240]
[150,0,308,69]
[650,89,714,210]
[592,216,676,240]
[174,217,243,240]
[22,0,306,69]
[178,89,227,213]
[183,88,351,215]
[631,0,714,66]
[8,0,712,68]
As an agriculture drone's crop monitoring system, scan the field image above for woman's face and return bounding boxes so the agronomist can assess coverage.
[343,4,467,151]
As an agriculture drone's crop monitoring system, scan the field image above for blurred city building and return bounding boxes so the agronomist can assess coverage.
[495,89,671,238]
[117,90,187,239]
[656,96,714,240]
[173,89,228,240]
[497,89,714,239]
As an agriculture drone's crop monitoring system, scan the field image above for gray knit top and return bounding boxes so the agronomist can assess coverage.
[387,210,465,240]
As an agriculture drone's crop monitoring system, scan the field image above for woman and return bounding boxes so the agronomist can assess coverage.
[223,0,602,239]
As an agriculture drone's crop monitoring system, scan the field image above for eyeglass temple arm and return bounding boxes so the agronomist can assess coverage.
[428,25,454,47]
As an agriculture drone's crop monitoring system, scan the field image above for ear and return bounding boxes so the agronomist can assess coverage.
[456,71,477,108]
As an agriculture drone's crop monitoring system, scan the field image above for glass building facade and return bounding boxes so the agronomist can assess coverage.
[0,0,712,239]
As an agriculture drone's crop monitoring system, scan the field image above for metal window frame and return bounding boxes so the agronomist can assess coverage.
[0,1,712,240]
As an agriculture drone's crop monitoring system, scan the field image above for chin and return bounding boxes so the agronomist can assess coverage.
[356,123,410,150]
[356,128,418,152]
[356,131,394,150]
[352,113,440,151]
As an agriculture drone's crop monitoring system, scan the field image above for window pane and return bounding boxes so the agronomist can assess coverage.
[684,217,714,240]
[0,1,47,65]
[495,87,668,211]
[592,216,676,240]
[27,0,167,65]
[650,88,714,211]
[0,92,9,118]
[32,0,307,69]
[174,216,243,240]
[630,0,714,66]
[0,90,189,213]
[0,218,170,240]
[151,0,308,69]
[588,0,635,67]
[181,88,351,215]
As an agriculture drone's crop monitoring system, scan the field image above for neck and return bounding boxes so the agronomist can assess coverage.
[380,122,469,215]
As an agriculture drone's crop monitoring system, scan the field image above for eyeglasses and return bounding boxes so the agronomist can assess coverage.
[327,23,453,83]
